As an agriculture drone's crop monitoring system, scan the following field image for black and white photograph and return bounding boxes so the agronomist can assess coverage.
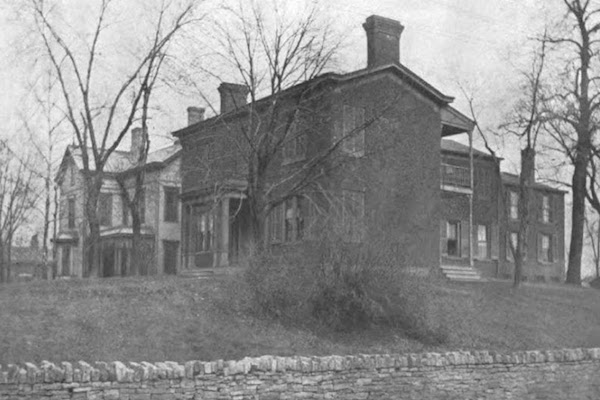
[0,0,599,398]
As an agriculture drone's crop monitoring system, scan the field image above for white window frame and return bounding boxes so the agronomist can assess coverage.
[342,105,365,157]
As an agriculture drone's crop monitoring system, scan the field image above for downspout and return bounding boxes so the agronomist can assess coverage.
[469,128,474,268]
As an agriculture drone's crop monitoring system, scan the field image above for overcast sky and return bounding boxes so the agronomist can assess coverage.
[2,0,592,274]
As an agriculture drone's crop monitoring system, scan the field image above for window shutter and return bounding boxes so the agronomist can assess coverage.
[461,221,470,258]
[440,220,447,255]
[537,233,543,262]
[490,223,499,260]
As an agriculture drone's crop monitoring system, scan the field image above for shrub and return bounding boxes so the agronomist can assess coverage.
[242,236,449,343]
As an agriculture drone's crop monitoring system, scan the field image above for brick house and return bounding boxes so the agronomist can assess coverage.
[54,129,182,278]
[440,139,565,281]
[173,15,474,273]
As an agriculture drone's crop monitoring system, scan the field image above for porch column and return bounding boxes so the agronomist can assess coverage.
[219,198,230,267]
[468,127,474,268]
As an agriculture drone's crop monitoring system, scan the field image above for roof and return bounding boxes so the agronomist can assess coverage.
[59,143,181,181]
[501,172,567,194]
[173,63,472,138]
[441,139,493,159]
[11,247,44,264]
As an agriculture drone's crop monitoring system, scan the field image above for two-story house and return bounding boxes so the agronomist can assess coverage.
[173,15,475,274]
[440,139,565,282]
[54,128,182,278]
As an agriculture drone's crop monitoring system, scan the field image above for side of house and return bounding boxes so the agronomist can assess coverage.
[54,131,181,278]
[174,15,474,273]
[440,139,565,282]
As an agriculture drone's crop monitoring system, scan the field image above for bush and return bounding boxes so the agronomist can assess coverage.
[242,237,449,343]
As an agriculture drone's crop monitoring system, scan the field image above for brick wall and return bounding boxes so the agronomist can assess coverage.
[2,348,599,399]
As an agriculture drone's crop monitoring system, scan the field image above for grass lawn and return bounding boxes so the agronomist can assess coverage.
[1,275,599,364]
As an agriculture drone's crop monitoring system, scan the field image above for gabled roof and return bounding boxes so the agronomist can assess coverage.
[56,143,181,182]
[501,172,567,194]
[173,62,468,138]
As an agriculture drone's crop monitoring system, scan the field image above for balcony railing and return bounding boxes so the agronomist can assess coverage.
[441,163,471,190]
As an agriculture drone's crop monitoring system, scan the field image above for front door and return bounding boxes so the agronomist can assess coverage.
[163,240,179,275]
[192,206,214,268]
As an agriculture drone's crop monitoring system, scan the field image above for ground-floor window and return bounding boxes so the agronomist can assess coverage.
[61,246,71,276]
[476,224,489,259]
[446,221,461,257]
[538,233,553,263]
[268,196,308,243]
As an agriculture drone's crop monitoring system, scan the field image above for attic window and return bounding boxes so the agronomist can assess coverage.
[70,166,75,186]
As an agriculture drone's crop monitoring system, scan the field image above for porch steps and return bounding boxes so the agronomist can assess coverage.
[441,265,485,282]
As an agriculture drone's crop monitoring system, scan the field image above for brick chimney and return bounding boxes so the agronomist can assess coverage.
[218,83,249,114]
[131,127,143,161]
[187,106,205,126]
[363,15,404,68]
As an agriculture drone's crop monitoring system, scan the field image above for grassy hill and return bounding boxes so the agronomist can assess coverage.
[1,275,599,364]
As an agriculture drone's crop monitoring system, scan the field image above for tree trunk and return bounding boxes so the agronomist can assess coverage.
[567,157,586,285]
[131,211,142,276]
[84,175,102,278]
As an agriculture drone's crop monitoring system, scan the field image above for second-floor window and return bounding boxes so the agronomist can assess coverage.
[98,193,113,227]
[342,105,365,157]
[68,198,75,229]
[541,194,552,223]
[121,195,129,226]
[509,191,519,220]
[283,121,307,162]
[476,168,492,199]
[139,190,146,224]
[164,187,179,222]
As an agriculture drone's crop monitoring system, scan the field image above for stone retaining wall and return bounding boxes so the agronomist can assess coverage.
[1,348,599,399]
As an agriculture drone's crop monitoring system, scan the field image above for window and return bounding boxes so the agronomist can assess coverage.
[67,198,75,229]
[507,232,518,261]
[70,166,76,186]
[538,233,553,263]
[446,221,461,257]
[342,105,365,157]
[509,191,519,220]
[342,190,365,242]
[121,195,129,226]
[164,187,179,222]
[61,246,71,276]
[476,225,489,259]
[283,120,307,162]
[98,193,113,227]
[192,208,213,252]
[269,196,307,243]
[541,195,552,223]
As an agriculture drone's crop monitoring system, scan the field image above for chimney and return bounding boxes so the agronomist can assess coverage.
[218,82,249,114]
[187,106,205,126]
[131,127,143,161]
[363,15,404,68]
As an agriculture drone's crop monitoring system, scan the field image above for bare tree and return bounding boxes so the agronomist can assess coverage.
[545,0,600,285]
[19,68,68,264]
[28,0,198,277]
[0,143,40,282]
[193,0,366,248]
[462,36,548,287]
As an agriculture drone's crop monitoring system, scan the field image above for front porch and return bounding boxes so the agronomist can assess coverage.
[181,188,253,271]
